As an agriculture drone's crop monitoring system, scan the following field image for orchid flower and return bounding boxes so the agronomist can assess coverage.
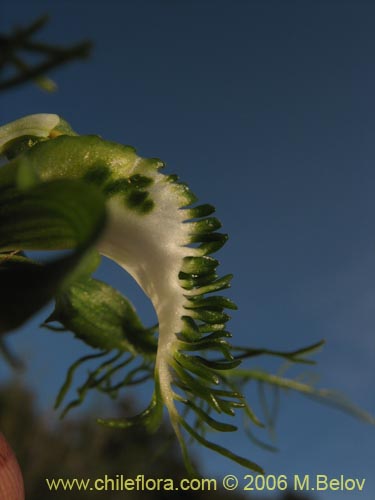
[0,114,373,476]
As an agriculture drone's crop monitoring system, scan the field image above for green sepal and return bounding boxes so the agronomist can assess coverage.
[44,277,156,355]
[15,156,40,190]
[0,179,106,334]
[61,250,101,286]
[0,179,106,251]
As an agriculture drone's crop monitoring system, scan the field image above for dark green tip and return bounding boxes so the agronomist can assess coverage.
[185,295,237,311]
[189,217,222,235]
[182,256,219,275]
[191,309,231,324]
[187,204,216,219]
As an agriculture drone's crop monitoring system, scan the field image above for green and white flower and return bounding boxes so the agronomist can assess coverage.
[1,114,373,475]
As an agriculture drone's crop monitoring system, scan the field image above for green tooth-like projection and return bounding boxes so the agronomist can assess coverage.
[1,114,373,476]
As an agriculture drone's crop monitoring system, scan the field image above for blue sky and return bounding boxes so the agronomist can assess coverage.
[1,1,375,498]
